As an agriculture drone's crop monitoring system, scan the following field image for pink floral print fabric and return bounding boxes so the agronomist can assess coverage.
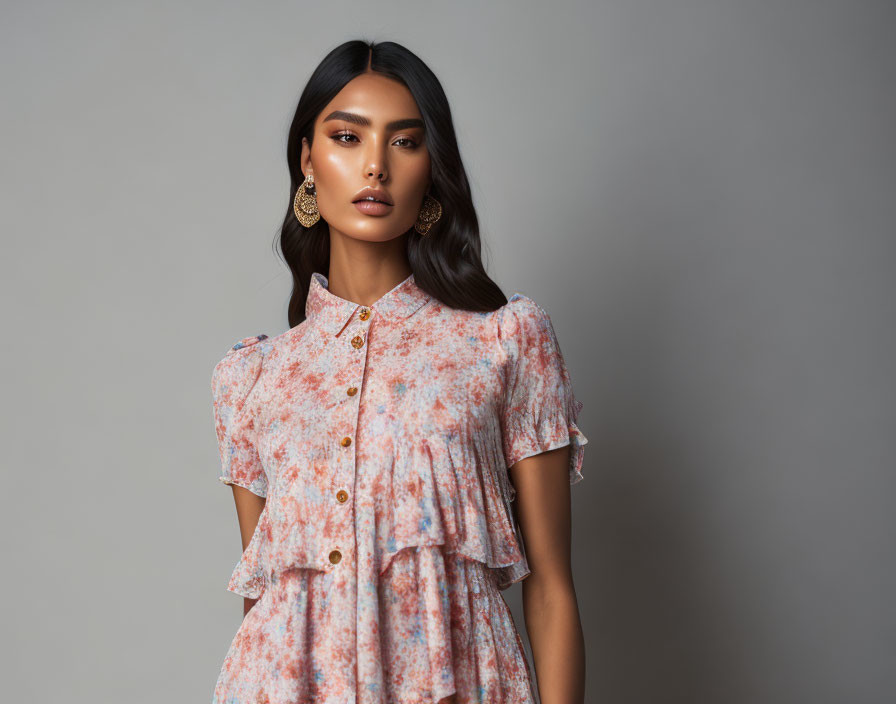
[211,271,588,704]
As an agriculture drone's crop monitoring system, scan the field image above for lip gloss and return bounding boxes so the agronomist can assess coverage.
[353,200,393,216]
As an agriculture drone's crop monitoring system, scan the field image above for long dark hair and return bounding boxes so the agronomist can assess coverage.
[279,39,509,329]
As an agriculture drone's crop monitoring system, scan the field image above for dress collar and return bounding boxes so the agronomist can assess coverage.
[304,270,432,336]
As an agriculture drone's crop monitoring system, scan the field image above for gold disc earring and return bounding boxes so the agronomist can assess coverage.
[294,173,320,227]
[414,193,442,236]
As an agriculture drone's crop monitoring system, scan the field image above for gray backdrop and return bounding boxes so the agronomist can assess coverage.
[1,1,893,702]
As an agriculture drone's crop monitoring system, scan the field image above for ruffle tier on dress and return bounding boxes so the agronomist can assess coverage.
[215,550,538,704]
[226,402,588,600]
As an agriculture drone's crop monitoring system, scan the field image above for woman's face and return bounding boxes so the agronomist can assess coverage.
[300,72,432,242]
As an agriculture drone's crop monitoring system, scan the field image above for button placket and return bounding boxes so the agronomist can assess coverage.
[330,304,373,568]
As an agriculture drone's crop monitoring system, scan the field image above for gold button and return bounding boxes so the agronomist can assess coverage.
[351,334,364,349]
[359,307,370,321]
[346,386,358,396]
[329,549,342,564]
[336,489,348,503]
[340,436,352,447]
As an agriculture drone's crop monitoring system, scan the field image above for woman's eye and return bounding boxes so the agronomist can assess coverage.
[331,132,417,148]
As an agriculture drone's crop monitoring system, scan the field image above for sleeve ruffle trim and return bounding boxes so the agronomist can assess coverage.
[502,396,588,484]
[218,474,268,499]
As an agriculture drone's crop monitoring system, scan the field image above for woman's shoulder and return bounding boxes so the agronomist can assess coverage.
[501,290,547,316]
[493,290,554,340]
[210,333,273,405]
[214,332,270,369]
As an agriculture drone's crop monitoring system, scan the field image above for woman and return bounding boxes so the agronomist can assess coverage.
[211,39,588,704]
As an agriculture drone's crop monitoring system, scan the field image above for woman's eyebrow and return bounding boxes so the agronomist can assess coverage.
[321,110,424,131]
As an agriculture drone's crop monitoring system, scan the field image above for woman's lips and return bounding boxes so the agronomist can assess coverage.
[353,200,394,216]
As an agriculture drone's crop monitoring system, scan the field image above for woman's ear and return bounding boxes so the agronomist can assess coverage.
[300,137,312,178]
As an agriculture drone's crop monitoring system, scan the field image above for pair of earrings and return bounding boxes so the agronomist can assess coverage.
[293,173,442,236]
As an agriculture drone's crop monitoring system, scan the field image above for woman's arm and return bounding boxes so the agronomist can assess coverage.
[510,445,586,704]
[230,485,266,617]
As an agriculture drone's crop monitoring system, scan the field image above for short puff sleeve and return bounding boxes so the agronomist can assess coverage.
[497,294,588,484]
[210,334,269,498]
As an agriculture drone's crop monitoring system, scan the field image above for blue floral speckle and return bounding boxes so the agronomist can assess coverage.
[232,333,268,350]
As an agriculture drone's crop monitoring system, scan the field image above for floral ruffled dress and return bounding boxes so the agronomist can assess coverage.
[211,271,588,704]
